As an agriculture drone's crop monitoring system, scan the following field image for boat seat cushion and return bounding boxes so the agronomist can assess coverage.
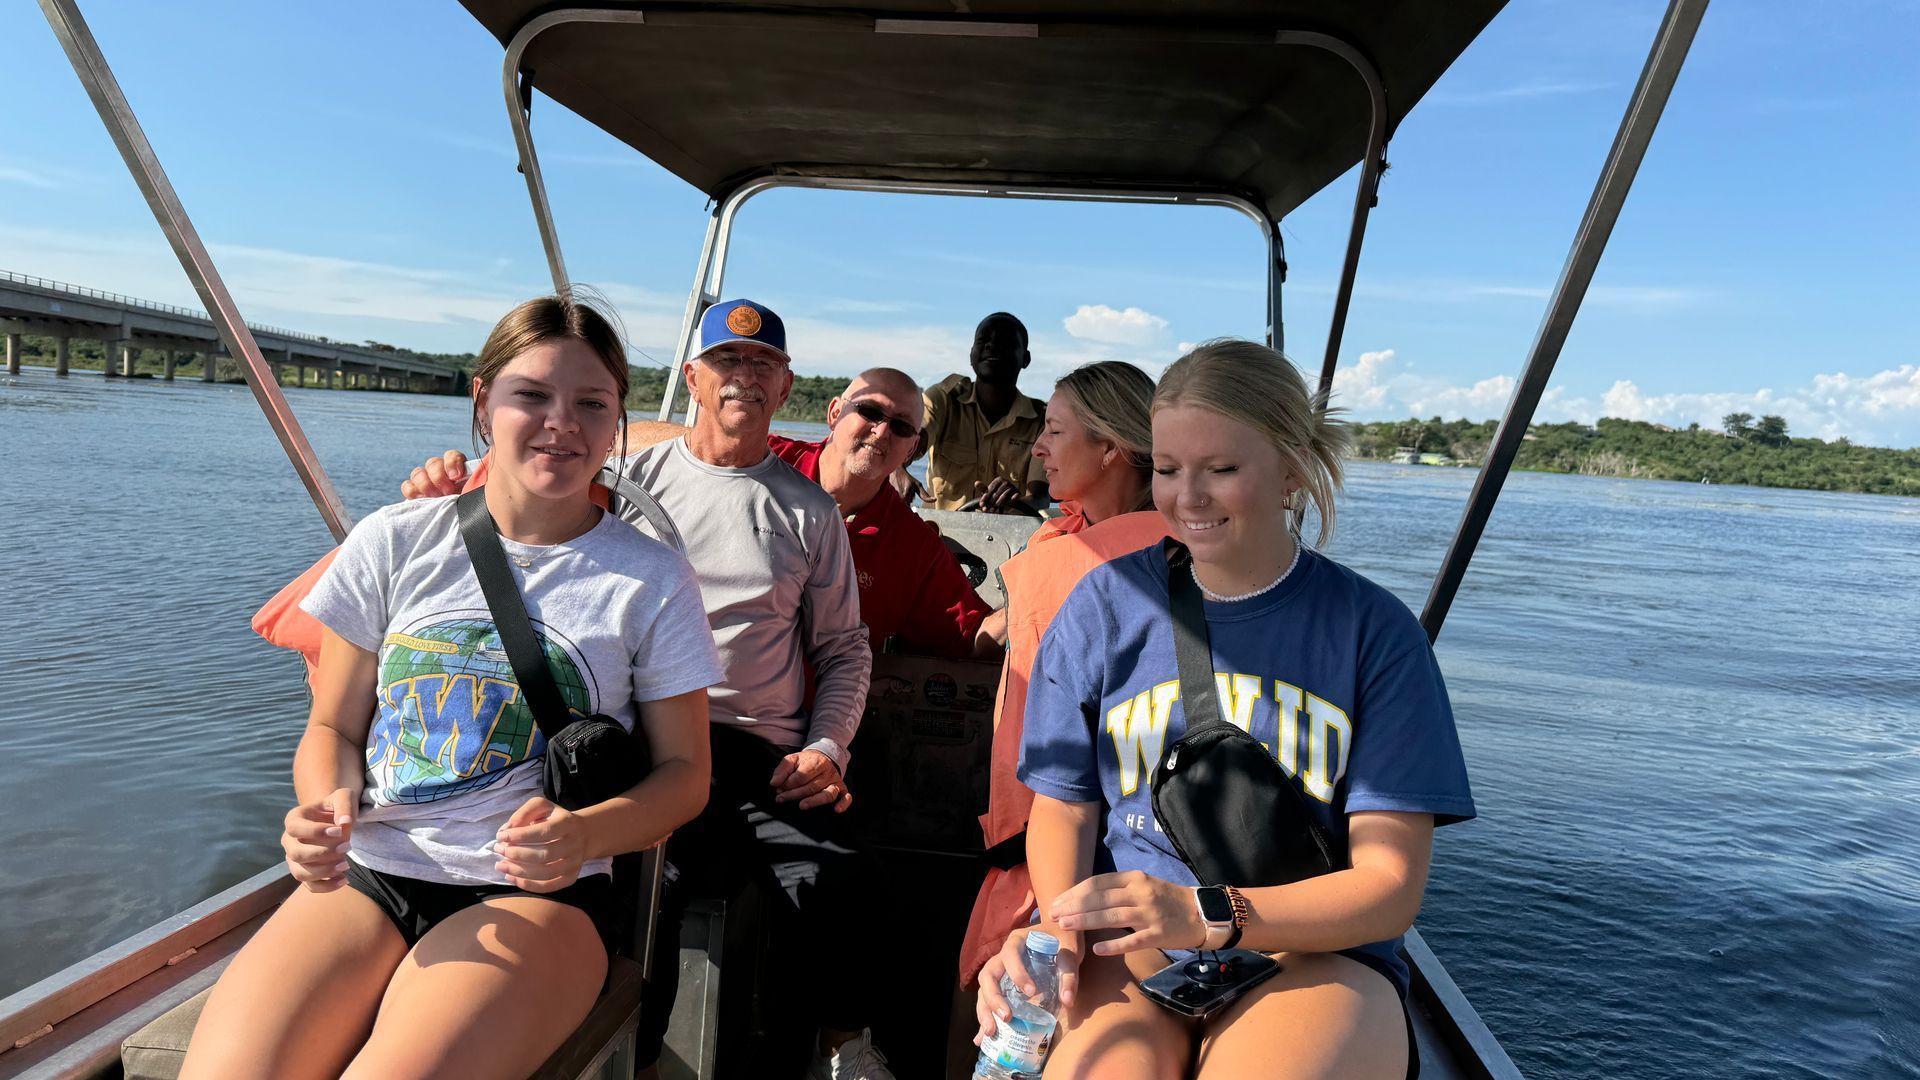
[122,956,645,1080]
[120,987,207,1080]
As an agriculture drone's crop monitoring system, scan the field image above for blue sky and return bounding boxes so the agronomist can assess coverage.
[3,1,1916,446]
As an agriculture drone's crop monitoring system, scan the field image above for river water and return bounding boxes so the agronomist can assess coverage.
[1,365,1916,1079]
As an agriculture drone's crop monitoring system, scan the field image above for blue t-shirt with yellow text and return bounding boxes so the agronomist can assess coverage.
[1018,543,1476,998]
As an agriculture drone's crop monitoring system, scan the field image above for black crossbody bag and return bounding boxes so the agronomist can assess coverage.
[1150,538,1341,887]
[456,488,651,811]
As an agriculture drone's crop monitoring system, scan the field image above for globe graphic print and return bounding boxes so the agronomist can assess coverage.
[372,618,591,804]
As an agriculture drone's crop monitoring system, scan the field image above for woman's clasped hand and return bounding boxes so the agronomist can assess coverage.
[1049,870,1205,954]
[490,797,594,893]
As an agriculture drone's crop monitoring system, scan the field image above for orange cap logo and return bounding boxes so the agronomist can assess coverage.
[726,305,762,336]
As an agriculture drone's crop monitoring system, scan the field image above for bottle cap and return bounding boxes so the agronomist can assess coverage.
[1026,931,1061,956]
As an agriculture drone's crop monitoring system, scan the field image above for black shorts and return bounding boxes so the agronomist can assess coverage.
[344,861,617,958]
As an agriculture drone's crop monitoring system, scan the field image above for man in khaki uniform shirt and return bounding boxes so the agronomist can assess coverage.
[920,312,1051,513]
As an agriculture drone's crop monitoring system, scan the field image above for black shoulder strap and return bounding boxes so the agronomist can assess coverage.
[1163,538,1228,734]
[455,488,576,742]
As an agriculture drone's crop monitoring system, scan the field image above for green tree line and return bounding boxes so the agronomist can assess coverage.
[624,365,849,424]
[1349,414,1920,497]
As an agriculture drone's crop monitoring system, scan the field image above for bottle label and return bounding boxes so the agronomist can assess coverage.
[979,1011,1055,1074]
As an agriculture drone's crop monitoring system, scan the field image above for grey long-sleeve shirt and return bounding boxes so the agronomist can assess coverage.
[617,437,871,773]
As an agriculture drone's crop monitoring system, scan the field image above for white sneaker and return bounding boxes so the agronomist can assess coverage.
[806,1027,895,1080]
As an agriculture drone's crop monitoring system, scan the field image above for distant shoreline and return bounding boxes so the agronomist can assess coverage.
[14,362,1911,498]
[1347,417,1918,498]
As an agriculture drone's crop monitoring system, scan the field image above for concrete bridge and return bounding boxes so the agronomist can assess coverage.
[1,269,466,393]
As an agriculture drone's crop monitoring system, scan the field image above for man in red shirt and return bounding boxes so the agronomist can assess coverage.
[764,367,997,658]
[404,367,996,659]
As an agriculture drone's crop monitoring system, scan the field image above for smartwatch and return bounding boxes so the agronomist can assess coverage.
[1194,886,1237,950]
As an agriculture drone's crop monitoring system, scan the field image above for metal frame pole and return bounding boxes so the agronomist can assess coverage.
[1274,31,1388,399]
[1419,0,1711,643]
[659,208,725,424]
[502,9,652,294]
[39,0,353,541]
[1268,225,1288,354]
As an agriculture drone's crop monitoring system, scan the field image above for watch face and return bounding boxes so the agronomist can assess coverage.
[1196,887,1235,923]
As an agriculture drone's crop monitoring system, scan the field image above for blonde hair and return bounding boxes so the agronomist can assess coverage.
[1154,339,1351,546]
[471,291,629,450]
[1055,361,1156,512]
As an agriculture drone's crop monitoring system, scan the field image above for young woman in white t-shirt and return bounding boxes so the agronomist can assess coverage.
[182,295,720,1080]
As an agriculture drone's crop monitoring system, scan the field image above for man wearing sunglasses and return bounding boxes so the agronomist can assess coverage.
[763,368,997,660]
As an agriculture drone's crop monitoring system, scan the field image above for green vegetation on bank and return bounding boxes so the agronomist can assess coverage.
[625,365,848,424]
[1350,414,1920,497]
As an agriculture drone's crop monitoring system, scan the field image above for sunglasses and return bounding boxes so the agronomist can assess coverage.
[848,400,919,440]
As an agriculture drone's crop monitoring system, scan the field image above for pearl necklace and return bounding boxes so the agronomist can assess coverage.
[1192,541,1303,603]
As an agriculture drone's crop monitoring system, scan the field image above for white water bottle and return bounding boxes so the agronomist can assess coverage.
[974,931,1062,1080]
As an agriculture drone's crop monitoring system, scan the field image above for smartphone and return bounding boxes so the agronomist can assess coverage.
[1138,950,1282,1018]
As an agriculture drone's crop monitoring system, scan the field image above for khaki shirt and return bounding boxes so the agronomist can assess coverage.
[921,373,1048,510]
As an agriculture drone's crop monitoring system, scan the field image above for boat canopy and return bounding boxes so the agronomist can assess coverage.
[459,0,1505,221]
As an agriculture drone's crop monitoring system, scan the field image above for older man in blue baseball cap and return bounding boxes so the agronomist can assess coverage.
[632,298,893,1076]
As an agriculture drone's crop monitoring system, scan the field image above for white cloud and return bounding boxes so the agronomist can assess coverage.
[1427,80,1612,107]
[0,165,60,190]
[1329,347,1920,447]
[1810,365,1920,416]
[0,222,686,356]
[1063,304,1170,346]
[1332,348,1395,409]
[780,317,969,390]
[1289,276,1711,312]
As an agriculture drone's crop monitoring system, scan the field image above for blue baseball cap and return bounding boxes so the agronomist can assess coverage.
[697,299,789,362]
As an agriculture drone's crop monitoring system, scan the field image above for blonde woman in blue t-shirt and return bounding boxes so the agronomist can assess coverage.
[182,296,721,1080]
[976,340,1476,1079]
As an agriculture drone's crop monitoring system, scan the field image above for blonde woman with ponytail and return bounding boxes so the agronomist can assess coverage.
[977,341,1476,1079]
[957,362,1173,1000]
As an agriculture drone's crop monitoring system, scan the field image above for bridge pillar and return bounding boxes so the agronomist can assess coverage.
[163,351,177,381]
[202,352,218,383]
[122,342,137,377]
[55,337,70,377]
[5,332,18,376]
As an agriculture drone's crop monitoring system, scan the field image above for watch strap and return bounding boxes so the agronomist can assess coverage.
[1221,885,1250,950]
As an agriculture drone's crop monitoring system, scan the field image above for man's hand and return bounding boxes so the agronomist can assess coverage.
[975,476,1052,515]
[769,749,852,813]
[401,450,469,500]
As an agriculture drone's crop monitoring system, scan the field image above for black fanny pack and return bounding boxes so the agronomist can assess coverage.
[457,488,650,811]
[1149,538,1341,888]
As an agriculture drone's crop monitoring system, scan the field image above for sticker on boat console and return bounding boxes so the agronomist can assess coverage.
[923,672,957,706]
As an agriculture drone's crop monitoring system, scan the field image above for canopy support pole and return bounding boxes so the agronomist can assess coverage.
[1275,31,1388,400]
[502,8,648,294]
[1419,0,1710,643]
[38,0,353,542]
[659,207,727,425]
[1268,224,1288,353]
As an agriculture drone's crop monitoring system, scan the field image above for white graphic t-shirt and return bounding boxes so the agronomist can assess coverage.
[301,495,722,886]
